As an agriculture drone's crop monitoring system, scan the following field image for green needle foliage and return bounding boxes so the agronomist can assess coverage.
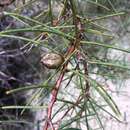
[0,0,130,130]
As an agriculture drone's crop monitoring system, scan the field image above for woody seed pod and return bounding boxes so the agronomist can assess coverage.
[40,53,64,69]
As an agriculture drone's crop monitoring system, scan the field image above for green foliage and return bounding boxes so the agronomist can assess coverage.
[0,0,130,130]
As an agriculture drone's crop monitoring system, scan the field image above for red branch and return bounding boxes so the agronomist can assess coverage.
[43,43,76,130]
[43,69,65,130]
[55,95,84,125]
[43,5,84,129]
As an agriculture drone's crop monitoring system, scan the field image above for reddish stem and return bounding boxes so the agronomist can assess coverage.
[43,11,83,130]
[43,44,76,130]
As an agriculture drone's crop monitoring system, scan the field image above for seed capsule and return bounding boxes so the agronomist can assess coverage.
[40,53,64,69]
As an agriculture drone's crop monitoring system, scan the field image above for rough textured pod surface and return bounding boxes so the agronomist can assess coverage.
[40,53,64,69]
